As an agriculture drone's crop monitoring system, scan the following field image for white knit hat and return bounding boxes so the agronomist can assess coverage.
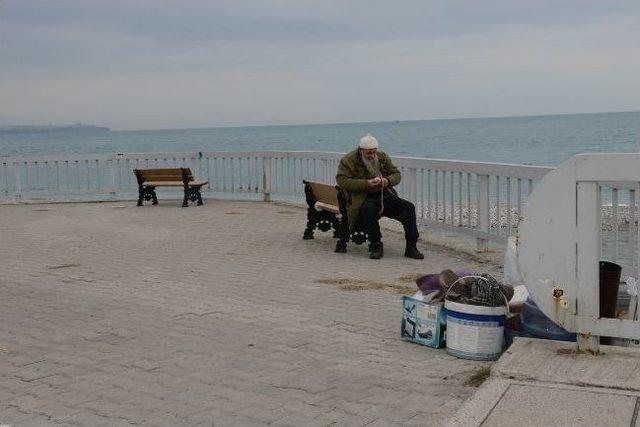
[358,133,379,149]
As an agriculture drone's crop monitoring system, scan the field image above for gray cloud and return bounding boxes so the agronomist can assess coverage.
[0,0,638,129]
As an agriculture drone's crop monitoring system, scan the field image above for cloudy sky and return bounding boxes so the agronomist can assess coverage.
[0,1,638,130]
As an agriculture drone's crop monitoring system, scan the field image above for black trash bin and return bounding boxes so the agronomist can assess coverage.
[600,261,622,345]
[600,261,622,318]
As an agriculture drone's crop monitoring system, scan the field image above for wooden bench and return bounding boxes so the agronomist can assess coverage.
[302,180,369,252]
[134,168,208,207]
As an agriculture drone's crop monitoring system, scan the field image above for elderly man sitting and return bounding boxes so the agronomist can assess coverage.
[336,133,424,260]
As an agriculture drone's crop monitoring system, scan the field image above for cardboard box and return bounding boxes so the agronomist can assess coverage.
[400,296,446,348]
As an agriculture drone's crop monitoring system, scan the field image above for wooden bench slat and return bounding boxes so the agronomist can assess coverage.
[141,176,185,182]
[144,180,208,187]
[136,168,191,173]
[314,201,340,214]
[137,168,194,178]
[143,181,183,186]
[139,173,194,179]
[141,176,197,181]
[306,181,339,207]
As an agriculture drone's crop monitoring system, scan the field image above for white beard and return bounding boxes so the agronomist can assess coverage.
[362,153,381,177]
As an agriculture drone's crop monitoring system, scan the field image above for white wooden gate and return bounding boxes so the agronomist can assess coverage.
[519,153,640,352]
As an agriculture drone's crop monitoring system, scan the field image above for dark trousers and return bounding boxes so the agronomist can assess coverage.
[359,193,419,244]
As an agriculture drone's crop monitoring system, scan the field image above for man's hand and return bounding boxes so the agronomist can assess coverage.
[365,177,389,189]
[366,177,381,189]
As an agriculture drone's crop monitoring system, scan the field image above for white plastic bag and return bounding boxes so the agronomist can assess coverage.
[504,236,524,286]
[412,290,425,301]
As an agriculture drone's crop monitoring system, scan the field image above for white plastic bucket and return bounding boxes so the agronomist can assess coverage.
[445,299,508,361]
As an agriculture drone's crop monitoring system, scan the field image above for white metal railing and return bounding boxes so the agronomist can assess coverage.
[599,184,638,275]
[2,151,554,249]
[390,156,551,250]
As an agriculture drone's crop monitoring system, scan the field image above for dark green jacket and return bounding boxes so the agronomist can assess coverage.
[335,149,401,230]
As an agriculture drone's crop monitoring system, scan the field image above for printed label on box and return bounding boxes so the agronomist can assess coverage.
[400,296,445,348]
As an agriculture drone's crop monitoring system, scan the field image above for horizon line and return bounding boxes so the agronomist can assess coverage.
[4,109,638,133]
[114,109,639,133]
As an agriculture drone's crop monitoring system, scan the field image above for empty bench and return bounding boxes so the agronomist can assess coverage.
[302,180,368,252]
[134,168,208,207]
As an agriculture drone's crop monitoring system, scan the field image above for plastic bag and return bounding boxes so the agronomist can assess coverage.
[412,290,425,301]
[504,236,524,286]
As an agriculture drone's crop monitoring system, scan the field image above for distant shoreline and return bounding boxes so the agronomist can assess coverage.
[0,124,110,133]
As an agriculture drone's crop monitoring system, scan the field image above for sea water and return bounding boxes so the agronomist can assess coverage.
[1,111,638,166]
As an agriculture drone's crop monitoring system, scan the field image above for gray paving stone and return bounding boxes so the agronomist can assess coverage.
[60,411,111,426]
[485,384,636,427]
[448,340,640,427]
[13,414,76,426]
[0,200,501,425]
[495,338,640,391]
[29,402,84,423]
[2,394,49,412]
[0,405,39,424]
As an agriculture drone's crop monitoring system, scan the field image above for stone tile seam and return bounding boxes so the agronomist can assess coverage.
[492,370,640,395]
[478,382,511,427]
[631,397,640,427]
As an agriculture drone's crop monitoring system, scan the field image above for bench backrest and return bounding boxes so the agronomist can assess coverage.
[134,168,194,183]
[306,181,339,206]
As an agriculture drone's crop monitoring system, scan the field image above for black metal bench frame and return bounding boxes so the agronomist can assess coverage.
[302,180,370,253]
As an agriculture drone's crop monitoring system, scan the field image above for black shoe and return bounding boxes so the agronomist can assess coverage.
[404,242,424,259]
[368,242,384,256]
[369,243,383,260]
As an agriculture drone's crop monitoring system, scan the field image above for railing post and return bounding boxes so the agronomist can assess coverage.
[477,174,490,252]
[576,181,601,353]
[2,161,8,196]
[13,161,21,201]
[407,167,418,205]
[191,156,198,177]
[107,157,117,198]
[322,159,329,182]
[262,157,271,202]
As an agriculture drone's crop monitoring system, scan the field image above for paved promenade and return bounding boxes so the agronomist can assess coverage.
[0,200,500,426]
